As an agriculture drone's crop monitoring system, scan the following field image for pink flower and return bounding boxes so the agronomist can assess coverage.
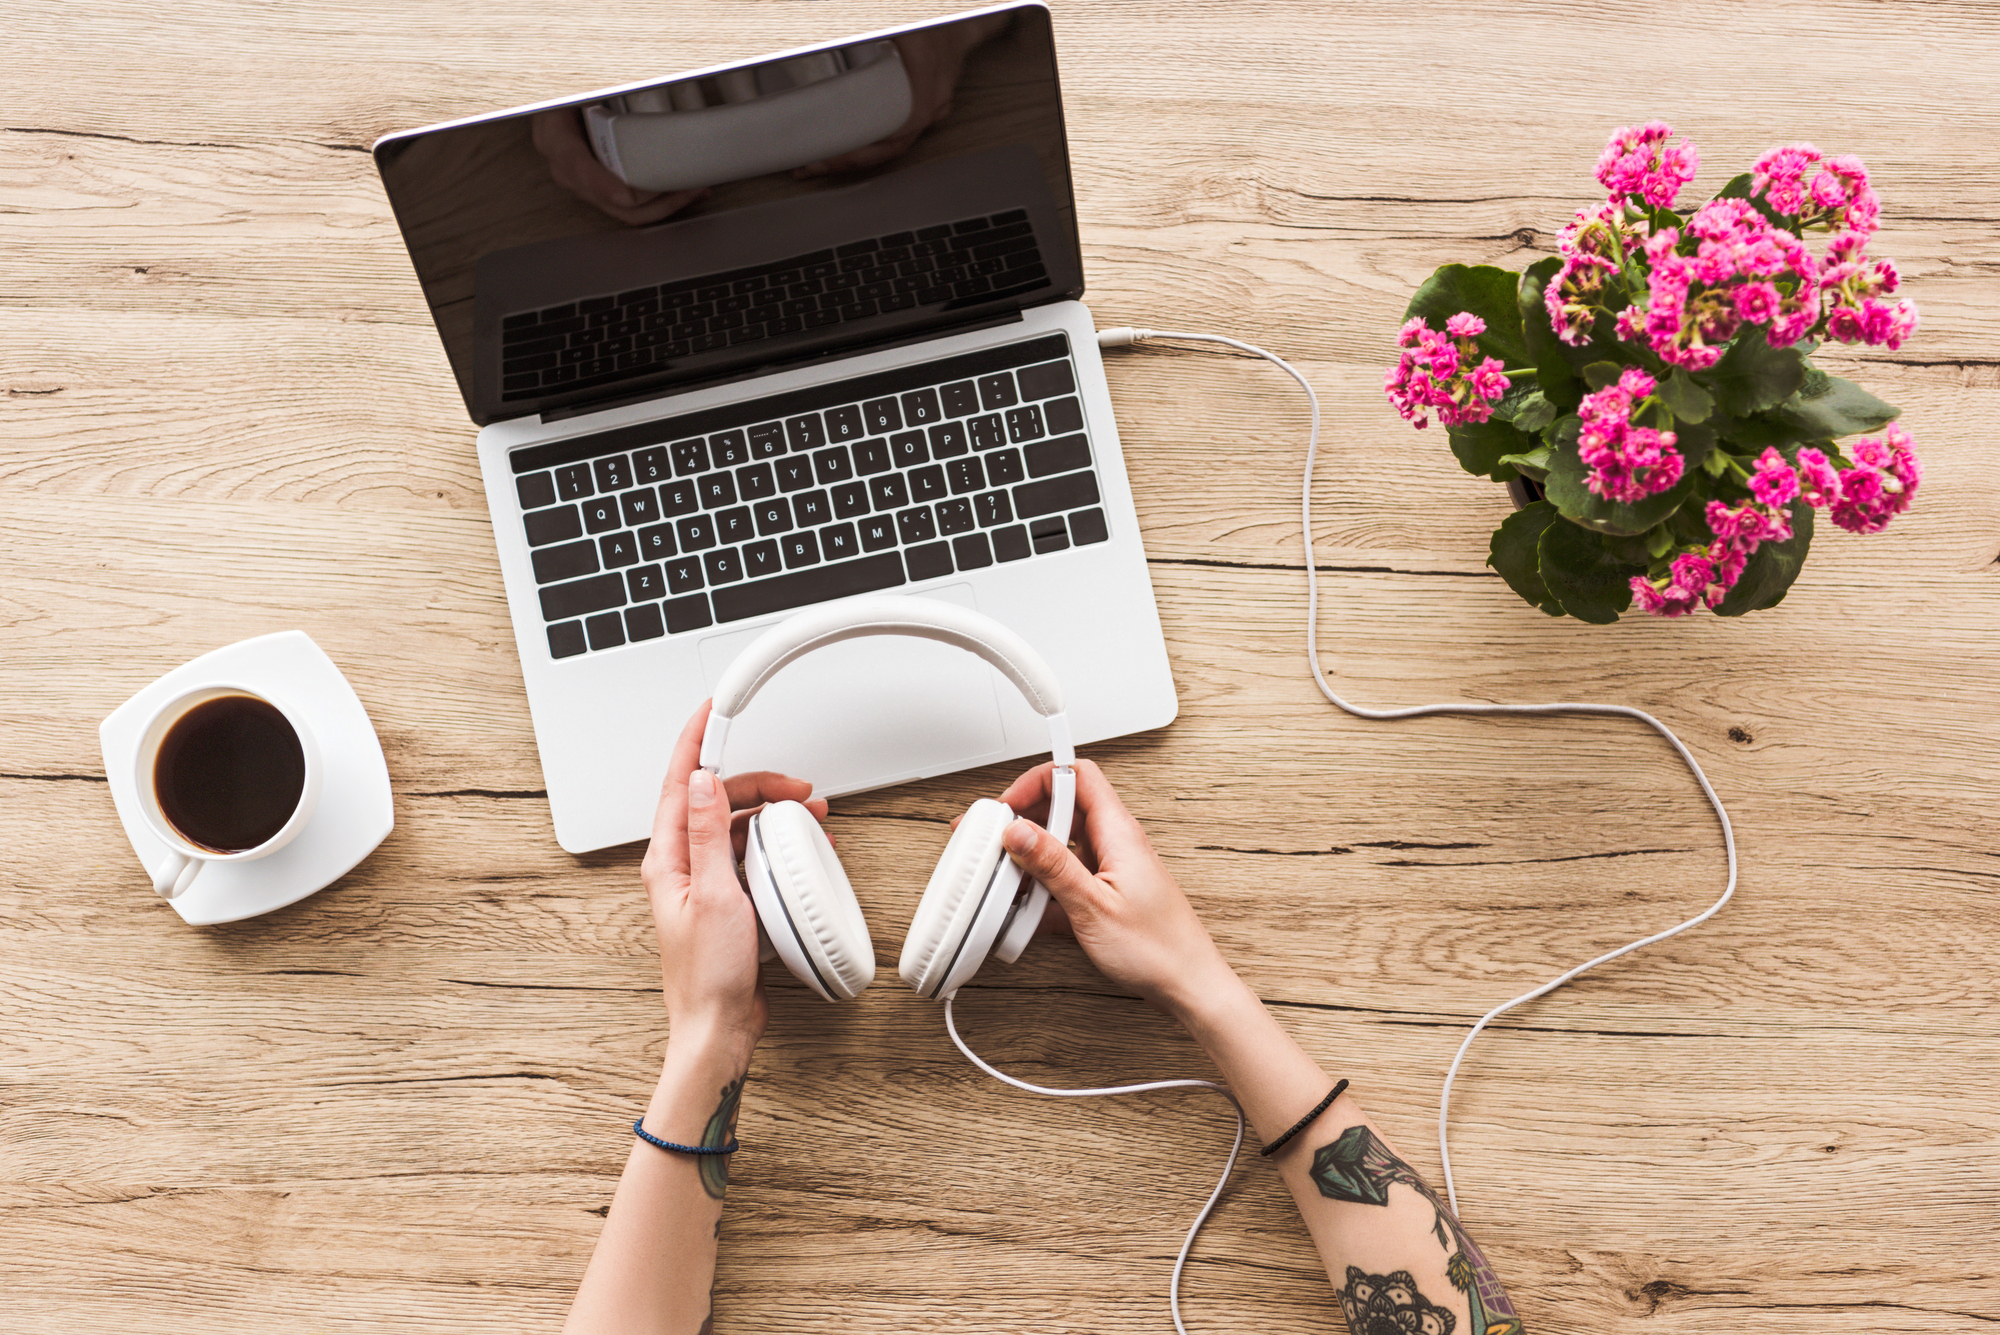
[1752,143,1822,215]
[1384,314,1511,430]
[1445,312,1486,338]
[1750,447,1801,506]
[1828,423,1921,533]
[1733,281,1781,324]
[1597,122,1701,209]
[1795,447,1842,507]
[1575,376,1683,502]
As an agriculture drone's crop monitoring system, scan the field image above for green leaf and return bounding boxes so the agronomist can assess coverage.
[1583,361,1624,391]
[1537,518,1644,624]
[1445,417,1538,482]
[1708,336,1807,418]
[1703,448,1730,477]
[1544,432,1704,536]
[1770,373,1899,440]
[1404,264,1531,369]
[1518,256,1581,407]
[1715,501,1815,616]
[1496,444,1553,481]
[1487,500,1565,616]
[1644,525,1676,559]
[1714,171,1794,230]
[1509,391,1558,433]
[1656,367,1715,424]
[1672,421,1717,473]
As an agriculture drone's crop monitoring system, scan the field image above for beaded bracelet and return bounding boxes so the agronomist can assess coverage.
[632,1118,741,1157]
[1259,1079,1349,1158]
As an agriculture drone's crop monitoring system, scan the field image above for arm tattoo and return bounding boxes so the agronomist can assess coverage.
[1311,1125,1524,1335]
[699,1077,744,1201]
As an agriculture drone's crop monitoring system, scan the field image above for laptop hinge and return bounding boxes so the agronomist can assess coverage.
[539,309,1029,425]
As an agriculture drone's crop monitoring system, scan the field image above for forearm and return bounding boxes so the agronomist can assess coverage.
[564,1023,753,1335]
[1172,975,1525,1335]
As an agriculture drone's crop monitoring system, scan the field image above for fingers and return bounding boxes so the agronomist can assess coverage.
[683,768,738,898]
[721,770,813,809]
[1001,818,1107,922]
[646,701,714,880]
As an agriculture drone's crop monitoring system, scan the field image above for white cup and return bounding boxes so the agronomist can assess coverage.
[133,684,323,899]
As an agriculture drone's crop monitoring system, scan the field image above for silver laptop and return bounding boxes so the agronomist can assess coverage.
[373,1,1176,852]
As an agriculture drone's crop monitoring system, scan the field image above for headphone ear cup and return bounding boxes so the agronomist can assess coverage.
[899,798,1016,997]
[746,801,875,1001]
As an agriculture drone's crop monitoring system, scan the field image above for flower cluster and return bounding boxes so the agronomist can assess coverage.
[1631,490,1794,617]
[1577,368,1683,502]
[1384,313,1508,429]
[1596,121,1700,209]
[1824,423,1923,533]
[1622,198,1821,368]
[1751,144,1880,232]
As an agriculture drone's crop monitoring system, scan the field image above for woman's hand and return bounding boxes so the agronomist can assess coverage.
[531,108,710,227]
[991,759,1243,1021]
[640,700,827,1052]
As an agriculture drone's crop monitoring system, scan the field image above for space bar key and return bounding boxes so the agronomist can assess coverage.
[710,552,908,623]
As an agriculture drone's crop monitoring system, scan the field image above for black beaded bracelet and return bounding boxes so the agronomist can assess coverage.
[633,1118,740,1157]
[1259,1079,1349,1158]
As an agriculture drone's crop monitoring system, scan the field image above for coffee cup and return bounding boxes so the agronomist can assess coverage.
[133,684,323,899]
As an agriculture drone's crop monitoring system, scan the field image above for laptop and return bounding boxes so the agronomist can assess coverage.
[372,1,1176,853]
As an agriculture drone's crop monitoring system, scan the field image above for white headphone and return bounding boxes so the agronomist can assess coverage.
[699,597,1077,1002]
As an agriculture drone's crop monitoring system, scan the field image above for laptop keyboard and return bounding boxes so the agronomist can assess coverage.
[509,332,1107,660]
[498,210,1050,404]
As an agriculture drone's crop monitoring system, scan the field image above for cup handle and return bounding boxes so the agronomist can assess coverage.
[153,851,203,899]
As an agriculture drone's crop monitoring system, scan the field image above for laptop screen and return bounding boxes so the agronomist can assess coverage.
[374,3,1081,426]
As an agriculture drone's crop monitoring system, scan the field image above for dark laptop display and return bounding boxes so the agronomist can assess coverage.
[373,6,1083,426]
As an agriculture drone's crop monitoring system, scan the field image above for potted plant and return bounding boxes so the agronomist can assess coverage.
[1384,123,1922,621]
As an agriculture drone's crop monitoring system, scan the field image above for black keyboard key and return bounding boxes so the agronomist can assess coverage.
[620,487,659,527]
[806,309,840,328]
[941,380,979,417]
[625,563,666,601]
[753,498,793,536]
[880,292,916,313]
[974,489,1013,527]
[870,474,909,510]
[896,506,938,545]
[953,533,994,571]
[1015,471,1100,520]
[665,556,705,593]
[711,551,905,623]
[792,489,832,527]
[540,572,626,621]
[889,431,928,468]
[831,481,870,518]
[633,447,671,483]
[786,414,825,452]
[736,463,776,500]
[1017,359,1077,401]
[1031,515,1070,554]
[555,463,593,500]
[660,479,700,516]
[862,397,902,433]
[858,516,898,551]
[1068,507,1109,545]
[661,593,713,634]
[773,457,813,492]
[905,542,953,581]
[992,525,1031,562]
[600,532,639,568]
[672,438,710,476]
[813,446,853,485]
[936,498,975,535]
[781,532,821,569]
[749,422,786,458]
[1025,434,1091,479]
[1006,404,1045,443]
[853,438,892,474]
[901,387,942,426]
[743,539,781,578]
[710,430,750,468]
[625,603,666,642]
[677,514,717,550]
[525,504,583,547]
[582,497,622,534]
[820,522,859,561]
[987,449,1025,486]
[928,421,967,458]
[909,465,947,503]
[547,620,587,659]
[978,372,1019,411]
[593,454,631,492]
[517,472,557,510]
[716,506,754,545]
[582,296,616,314]
[637,523,676,561]
[503,311,540,332]
[532,539,599,584]
[947,458,986,494]
[503,373,541,395]
[969,413,1007,451]
[699,473,737,509]
[705,548,745,585]
[585,611,626,650]
[824,405,864,442]
[1044,396,1085,435]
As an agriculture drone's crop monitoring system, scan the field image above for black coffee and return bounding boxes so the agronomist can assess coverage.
[153,695,306,852]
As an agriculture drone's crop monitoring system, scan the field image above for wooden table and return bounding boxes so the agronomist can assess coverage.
[5,1,1996,1330]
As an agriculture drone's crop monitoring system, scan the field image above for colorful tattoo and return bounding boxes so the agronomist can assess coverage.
[699,1077,744,1201]
[1311,1125,1524,1335]
[1341,1267,1456,1335]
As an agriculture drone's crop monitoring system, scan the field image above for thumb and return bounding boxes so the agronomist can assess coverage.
[684,769,737,892]
[1002,818,1104,921]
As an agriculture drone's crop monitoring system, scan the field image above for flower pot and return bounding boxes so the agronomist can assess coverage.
[1504,475,1545,509]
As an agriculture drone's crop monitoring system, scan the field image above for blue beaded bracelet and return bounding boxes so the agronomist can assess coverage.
[632,1118,740,1157]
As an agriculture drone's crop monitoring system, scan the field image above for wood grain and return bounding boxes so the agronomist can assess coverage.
[4,0,1998,1331]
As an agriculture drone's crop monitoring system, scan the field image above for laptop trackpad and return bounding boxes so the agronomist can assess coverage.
[695,585,1007,796]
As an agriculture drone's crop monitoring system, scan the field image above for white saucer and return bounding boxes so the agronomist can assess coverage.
[100,631,394,926]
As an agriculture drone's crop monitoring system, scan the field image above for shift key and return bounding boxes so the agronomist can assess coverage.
[539,572,626,621]
[1012,470,1100,520]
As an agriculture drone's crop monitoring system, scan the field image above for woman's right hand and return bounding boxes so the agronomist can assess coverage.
[992,759,1244,1020]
